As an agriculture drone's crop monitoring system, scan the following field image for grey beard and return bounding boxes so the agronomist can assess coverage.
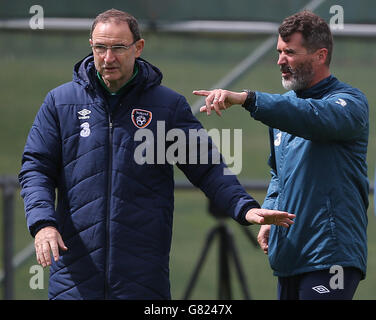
[282,77,310,91]
[281,61,315,91]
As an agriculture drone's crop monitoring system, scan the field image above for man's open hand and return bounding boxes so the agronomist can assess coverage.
[34,226,68,267]
[246,208,295,228]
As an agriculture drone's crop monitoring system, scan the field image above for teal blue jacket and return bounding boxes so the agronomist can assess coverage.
[246,75,369,278]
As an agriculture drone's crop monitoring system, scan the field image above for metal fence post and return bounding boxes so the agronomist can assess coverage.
[2,182,15,300]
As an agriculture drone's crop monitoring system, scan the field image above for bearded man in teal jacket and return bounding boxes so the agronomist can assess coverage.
[194,11,369,300]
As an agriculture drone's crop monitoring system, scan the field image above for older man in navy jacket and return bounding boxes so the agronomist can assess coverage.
[195,11,369,300]
[19,9,295,300]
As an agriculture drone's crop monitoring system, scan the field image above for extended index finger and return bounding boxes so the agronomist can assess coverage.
[193,90,212,97]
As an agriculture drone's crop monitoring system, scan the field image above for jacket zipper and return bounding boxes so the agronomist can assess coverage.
[104,113,113,299]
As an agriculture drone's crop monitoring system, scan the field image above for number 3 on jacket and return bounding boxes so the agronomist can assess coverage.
[80,122,91,137]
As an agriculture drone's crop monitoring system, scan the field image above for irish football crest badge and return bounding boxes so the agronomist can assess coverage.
[131,109,152,129]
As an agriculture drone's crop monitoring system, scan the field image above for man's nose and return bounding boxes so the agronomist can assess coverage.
[104,48,116,63]
[277,53,287,66]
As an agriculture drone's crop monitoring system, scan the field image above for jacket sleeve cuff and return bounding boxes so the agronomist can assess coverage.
[30,221,58,238]
[237,202,261,226]
[242,90,257,113]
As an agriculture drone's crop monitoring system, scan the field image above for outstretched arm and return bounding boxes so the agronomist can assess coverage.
[194,88,369,142]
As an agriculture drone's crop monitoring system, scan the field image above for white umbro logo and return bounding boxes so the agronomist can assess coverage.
[78,109,91,120]
[335,98,347,107]
[274,132,282,146]
[312,285,330,294]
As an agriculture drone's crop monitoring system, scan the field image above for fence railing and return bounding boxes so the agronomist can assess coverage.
[0,175,18,300]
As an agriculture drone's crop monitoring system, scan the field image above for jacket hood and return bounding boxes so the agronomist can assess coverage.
[72,54,163,91]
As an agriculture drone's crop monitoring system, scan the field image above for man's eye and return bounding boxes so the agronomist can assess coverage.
[94,45,106,51]
[112,46,126,53]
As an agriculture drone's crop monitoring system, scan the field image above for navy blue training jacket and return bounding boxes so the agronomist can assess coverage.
[19,55,259,299]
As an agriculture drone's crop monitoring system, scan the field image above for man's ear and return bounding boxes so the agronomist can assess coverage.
[135,39,145,58]
[317,48,328,65]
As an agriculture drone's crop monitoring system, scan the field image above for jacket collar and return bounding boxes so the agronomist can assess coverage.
[294,74,337,99]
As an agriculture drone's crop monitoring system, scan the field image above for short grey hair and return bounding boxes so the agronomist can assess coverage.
[90,9,141,42]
